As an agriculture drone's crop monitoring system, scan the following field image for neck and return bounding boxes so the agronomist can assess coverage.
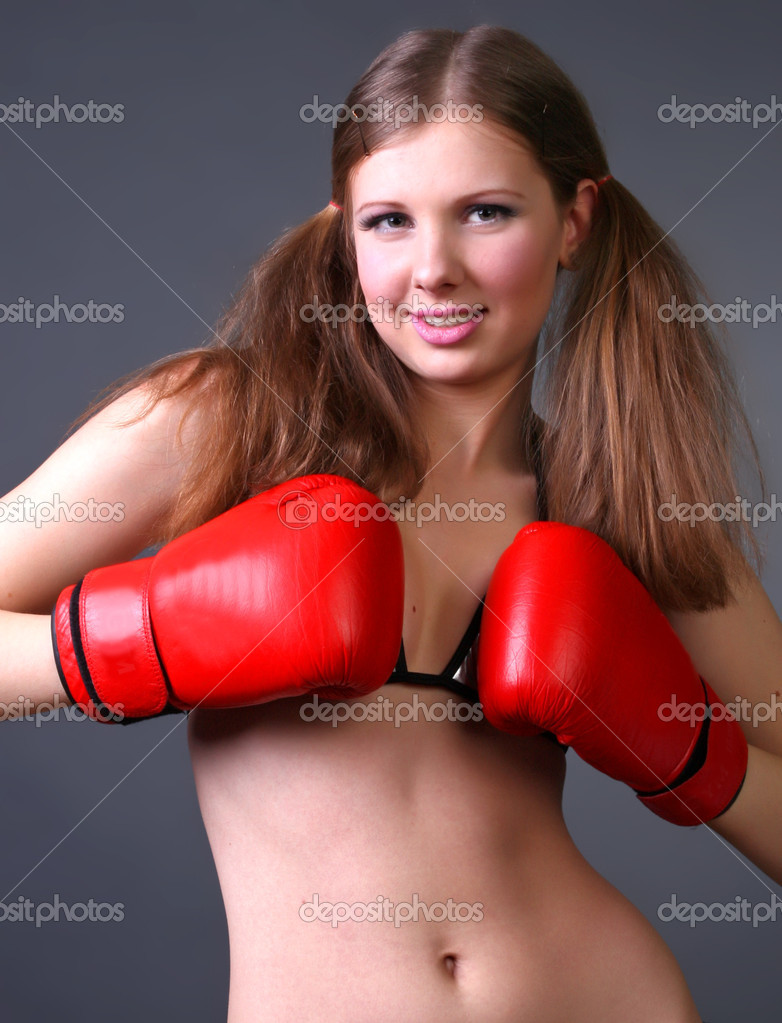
[410,353,538,486]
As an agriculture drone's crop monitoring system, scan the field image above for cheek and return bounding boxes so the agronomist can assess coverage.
[487,234,556,293]
[355,243,408,304]
[483,236,560,321]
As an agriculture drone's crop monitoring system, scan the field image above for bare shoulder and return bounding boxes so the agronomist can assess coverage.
[84,362,216,484]
[0,362,217,613]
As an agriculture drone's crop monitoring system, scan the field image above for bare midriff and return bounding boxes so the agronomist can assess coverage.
[187,690,702,1023]
[187,473,701,1022]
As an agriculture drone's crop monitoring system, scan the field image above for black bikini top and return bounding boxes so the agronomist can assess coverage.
[384,417,549,706]
[383,595,485,703]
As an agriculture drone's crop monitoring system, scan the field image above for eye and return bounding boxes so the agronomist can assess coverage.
[357,212,410,233]
[465,203,517,224]
[357,203,517,234]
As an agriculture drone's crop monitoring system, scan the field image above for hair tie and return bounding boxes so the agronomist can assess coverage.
[329,200,343,211]
[596,174,613,187]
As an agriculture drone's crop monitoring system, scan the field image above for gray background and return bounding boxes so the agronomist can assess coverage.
[1,0,780,1019]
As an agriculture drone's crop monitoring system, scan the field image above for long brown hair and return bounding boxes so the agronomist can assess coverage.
[70,25,767,613]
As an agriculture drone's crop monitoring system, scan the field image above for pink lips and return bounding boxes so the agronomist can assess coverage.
[410,304,485,346]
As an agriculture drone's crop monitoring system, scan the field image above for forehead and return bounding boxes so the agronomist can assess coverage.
[348,118,544,202]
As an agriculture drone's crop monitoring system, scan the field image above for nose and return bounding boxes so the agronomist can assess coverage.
[411,221,465,294]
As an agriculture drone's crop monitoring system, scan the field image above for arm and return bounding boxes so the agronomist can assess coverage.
[3,377,405,723]
[0,379,209,714]
[478,522,782,883]
[664,568,782,883]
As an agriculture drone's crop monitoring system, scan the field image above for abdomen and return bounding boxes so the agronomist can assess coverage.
[187,688,701,1022]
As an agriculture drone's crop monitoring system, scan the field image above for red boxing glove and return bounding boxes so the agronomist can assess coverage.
[52,475,404,724]
[477,521,748,826]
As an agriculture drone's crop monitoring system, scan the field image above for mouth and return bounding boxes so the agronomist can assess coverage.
[413,304,486,327]
[409,305,486,346]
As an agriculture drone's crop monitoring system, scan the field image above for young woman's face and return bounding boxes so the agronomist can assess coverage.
[349,118,579,388]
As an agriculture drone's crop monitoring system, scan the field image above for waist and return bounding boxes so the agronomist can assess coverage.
[186,693,700,1023]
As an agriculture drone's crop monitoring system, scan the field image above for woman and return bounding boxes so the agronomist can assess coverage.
[3,25,781,1022]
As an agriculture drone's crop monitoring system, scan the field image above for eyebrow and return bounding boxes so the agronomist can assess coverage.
[354,188,528,215]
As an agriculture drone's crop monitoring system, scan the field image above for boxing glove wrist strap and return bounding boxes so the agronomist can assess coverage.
[52,559,179,724]
[636,678,748,826]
